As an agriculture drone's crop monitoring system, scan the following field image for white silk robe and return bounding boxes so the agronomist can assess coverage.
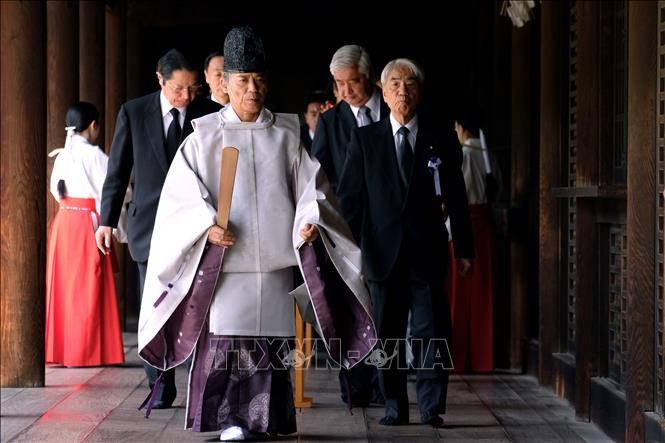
[138,107,372,350]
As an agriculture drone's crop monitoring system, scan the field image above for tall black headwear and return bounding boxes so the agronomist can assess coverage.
[223,26,266,73]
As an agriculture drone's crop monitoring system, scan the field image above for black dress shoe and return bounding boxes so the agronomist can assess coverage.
[422,415,444,428]
[379,416,408,426]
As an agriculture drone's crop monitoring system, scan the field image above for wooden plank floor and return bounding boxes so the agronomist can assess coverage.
[1,334,613,442]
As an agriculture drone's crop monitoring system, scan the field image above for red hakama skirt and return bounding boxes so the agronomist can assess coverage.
[446,204,494,373]
[45,197,124,366]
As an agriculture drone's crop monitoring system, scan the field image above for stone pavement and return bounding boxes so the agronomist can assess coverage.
[1,334,612,442]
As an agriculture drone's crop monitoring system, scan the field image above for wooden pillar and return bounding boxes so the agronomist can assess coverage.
[126,19,141,102]
[625,1,657,440]
[106,0,127,327]
[509,23,532,371]
[572,0,601,419]
[105,0,126,151]
[46,0,78,231]
[538,0,563,387]
[79,0,105,144]
[0,1,47,387]
[121,17,143,330]
[489,2,513,371]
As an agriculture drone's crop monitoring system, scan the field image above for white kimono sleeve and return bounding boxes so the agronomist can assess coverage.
[291,146,371,316]
[139,134,218,338]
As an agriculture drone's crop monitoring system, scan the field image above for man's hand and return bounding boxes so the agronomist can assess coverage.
[207,225,236,247]
[95,226,114,255]
[299,223,319,244]
[456,258,472,277]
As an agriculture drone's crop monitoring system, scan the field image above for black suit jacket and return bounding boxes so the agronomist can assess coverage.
[337,116,474,282]
[100,91,221,262]
[311,98,389,190]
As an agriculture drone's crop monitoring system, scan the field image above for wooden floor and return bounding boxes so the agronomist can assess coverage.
[1,334,613,442]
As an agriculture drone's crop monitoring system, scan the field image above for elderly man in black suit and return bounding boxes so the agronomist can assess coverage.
[337,58,474,427]
[311,44,389,407]
[95,48,221,409]
[311,44,388,191]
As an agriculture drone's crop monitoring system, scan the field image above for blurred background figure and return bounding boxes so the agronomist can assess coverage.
[300,91,327,152]
[204,50,229,106]
[446,108,501,374]
[46,101,127,367]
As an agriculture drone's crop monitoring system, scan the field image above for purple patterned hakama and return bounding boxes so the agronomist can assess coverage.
[187,335,297,435]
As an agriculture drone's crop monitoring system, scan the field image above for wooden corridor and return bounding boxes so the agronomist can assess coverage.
[1,334,612,443]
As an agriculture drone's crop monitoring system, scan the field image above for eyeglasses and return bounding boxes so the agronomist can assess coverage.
[164,80,202,95]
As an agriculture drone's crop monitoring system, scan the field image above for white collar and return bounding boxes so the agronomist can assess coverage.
[159,91,186,118]
[349,90,381,120]
[210,95,229,107]
[389,114,418,137]
[221,105,271,124]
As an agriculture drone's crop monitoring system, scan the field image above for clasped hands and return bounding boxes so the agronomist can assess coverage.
[207,223,318,247]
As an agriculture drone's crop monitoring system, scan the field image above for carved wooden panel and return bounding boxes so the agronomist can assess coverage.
[608,225,628,388]
[612,2,628,185]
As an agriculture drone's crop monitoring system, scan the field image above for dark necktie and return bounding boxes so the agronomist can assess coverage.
[359,105,373,127]
[397,126,413,186]
[165,108,182,162]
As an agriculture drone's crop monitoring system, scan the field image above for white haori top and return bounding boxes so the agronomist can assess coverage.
[50,134,109,213]
[461,138,490,205]
[50,133,130,241]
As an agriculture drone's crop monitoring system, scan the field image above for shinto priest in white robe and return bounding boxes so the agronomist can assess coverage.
[137,105,376,385]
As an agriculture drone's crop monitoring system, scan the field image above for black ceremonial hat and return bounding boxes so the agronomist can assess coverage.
[223,26,266,73]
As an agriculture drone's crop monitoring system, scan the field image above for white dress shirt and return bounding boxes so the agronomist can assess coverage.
[159,92,186,139]
[389,114,418,157]
[350,91,382,127]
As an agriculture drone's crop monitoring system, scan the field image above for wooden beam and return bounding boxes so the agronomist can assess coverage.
[572,0,601,419]
[105,0,128,329]
[79,0,105,144]
[625,1,657,440]
[509,20,533,371]
[105,0,126,152]
[538,0,564,387]
[46,1,78,234]
[0,0,47,387]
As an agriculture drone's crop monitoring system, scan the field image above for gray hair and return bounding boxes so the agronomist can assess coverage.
[380,58,424,86]
[329,45,374,80]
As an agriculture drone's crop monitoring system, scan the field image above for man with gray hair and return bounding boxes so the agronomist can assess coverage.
[311,43,389,409]
[337,58,473,427]
[311,44,388,191]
